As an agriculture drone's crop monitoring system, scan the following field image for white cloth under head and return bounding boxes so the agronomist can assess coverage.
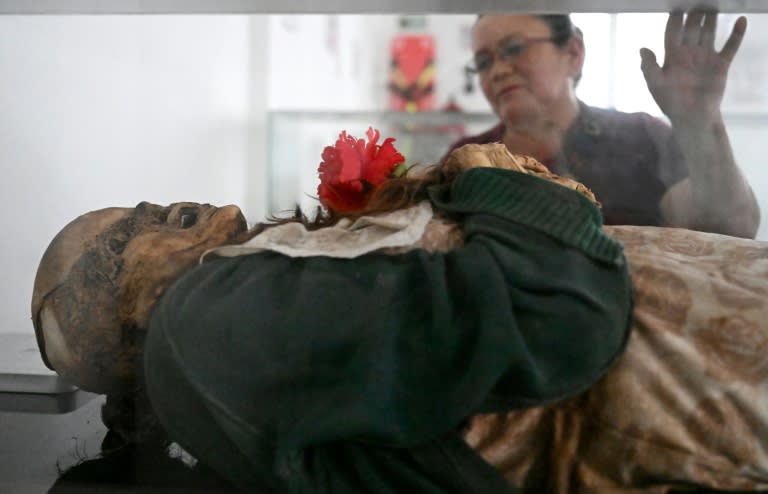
[202,201,433,260]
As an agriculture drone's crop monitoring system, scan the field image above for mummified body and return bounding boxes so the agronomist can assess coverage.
[30,144,768,493]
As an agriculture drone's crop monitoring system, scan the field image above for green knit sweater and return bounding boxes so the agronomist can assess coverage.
[144,167,634,494]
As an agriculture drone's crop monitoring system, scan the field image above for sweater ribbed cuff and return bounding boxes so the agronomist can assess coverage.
[428,168,624,266]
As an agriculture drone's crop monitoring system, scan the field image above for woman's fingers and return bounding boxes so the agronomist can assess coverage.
[682,10,705,46]
[665,11,684,54]
[700,11,718,49]
[639,47,662,89]
[720,15,747,64]
[665,11,746,66]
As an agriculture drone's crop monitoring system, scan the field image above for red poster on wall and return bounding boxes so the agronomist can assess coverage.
[388,34,436,112]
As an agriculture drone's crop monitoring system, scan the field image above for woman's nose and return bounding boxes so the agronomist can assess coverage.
[489,58,515,81]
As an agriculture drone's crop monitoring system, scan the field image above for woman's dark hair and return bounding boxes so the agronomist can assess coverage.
[536,14,579,46]
[537,14,584,85]
[475,13,580,46]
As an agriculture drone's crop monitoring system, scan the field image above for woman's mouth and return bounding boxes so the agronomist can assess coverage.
[497,85,522,99]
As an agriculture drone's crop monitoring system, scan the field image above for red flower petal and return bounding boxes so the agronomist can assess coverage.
[362,137,405,185]
[317,181,367,213]
[317,127,405,213]
[336,138,363,183]
[364,127,380,161]
[318,146,342,180]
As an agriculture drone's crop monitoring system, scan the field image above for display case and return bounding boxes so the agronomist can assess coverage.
[4,2,768,493]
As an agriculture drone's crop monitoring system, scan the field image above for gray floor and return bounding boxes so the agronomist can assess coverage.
[0,395,107,494]
[0,333,239,494]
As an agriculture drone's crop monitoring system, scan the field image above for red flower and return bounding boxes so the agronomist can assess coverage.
[317,127,405,213]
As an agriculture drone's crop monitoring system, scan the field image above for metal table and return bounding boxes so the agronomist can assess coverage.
[0,333,99,414]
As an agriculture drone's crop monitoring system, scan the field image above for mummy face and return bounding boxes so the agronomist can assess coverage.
[31,202,248,394]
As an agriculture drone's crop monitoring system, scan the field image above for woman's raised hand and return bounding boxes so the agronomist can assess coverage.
[639,11,746,124]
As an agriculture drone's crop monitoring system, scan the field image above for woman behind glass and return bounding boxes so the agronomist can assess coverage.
[445,12,760,238]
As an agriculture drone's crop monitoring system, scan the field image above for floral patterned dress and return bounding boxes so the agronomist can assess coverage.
[460,225,768,494]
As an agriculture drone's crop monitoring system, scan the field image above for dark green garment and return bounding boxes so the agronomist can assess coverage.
[144,168,634,493]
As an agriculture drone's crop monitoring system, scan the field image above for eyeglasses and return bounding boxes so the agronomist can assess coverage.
[466,36,556,74]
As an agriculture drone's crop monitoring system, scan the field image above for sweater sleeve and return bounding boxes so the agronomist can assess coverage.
[144,168,633,486]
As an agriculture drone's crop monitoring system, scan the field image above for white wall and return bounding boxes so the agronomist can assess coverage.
[267,14,488,111]
[0,15,268,335]
[268,15,380,111]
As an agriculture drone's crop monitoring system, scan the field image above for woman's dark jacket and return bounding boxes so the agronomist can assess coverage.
[444,101,689,227]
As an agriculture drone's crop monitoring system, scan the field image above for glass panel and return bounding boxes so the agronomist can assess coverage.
[5,8,768,494]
